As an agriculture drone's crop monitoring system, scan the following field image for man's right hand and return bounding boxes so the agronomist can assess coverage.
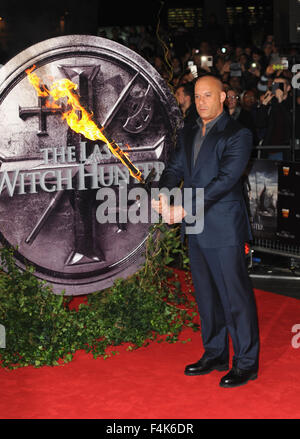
[151,196,162,215]
[151,193,168,216]
[151,194,187,225]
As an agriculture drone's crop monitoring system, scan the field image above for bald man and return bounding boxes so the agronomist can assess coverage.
[152,75,259,388]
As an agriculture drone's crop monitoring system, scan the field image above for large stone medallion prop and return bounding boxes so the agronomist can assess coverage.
[0,35,182,294]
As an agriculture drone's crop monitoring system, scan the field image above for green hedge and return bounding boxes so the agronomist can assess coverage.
[0,223,199,369]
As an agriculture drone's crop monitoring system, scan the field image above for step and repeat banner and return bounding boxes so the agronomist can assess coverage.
[247,159,300,251]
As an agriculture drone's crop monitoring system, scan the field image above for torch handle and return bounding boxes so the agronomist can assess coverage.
[143,167,156,194]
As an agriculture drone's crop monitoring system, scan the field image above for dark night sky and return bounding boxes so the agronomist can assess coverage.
[0,0,167,59]
[0,0,164,26]
[0,0,283,61]
[98,1,164,26]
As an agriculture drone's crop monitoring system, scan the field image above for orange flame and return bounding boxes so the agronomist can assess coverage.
[25,65,49,98]
[25,65,144,183]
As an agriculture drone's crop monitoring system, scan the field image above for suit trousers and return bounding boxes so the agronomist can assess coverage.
[188,236,259,371]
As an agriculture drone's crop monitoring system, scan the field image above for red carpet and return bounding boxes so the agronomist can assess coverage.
[1,272,300,419]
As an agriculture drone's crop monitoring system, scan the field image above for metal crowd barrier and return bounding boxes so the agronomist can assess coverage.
[254,143,300,159]
[252,239,300,259]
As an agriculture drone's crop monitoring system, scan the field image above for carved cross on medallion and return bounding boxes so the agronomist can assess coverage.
[19,96,63,136]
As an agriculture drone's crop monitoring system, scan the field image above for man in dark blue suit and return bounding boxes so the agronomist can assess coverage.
[152,75,259,388]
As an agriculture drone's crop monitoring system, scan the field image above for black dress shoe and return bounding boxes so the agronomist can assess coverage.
[219,367,258,388]
[184,357,229,376]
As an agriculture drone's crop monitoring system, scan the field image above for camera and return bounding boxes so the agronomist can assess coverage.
[201,55,213,68]
[281,57,289,70]
[271,82,285,93]
[221,47,227,54]
[187,61,198,78]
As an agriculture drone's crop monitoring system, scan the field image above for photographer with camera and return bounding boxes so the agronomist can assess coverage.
[255,74,292,160]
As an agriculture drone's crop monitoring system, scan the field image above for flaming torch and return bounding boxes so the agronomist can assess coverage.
[25,65,153,184]
[24,65,156,245]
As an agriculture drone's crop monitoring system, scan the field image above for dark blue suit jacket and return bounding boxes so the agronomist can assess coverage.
[159,111,253,248]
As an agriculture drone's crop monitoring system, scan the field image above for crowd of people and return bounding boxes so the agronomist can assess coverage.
[163,39,299,160]
[167,40,300,160]
[104,25,300,161]
[1,19,299,160]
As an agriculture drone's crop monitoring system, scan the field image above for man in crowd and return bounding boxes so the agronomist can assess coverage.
[225,88,259,146]
[175,82,198,126]
[152,75,260,388]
